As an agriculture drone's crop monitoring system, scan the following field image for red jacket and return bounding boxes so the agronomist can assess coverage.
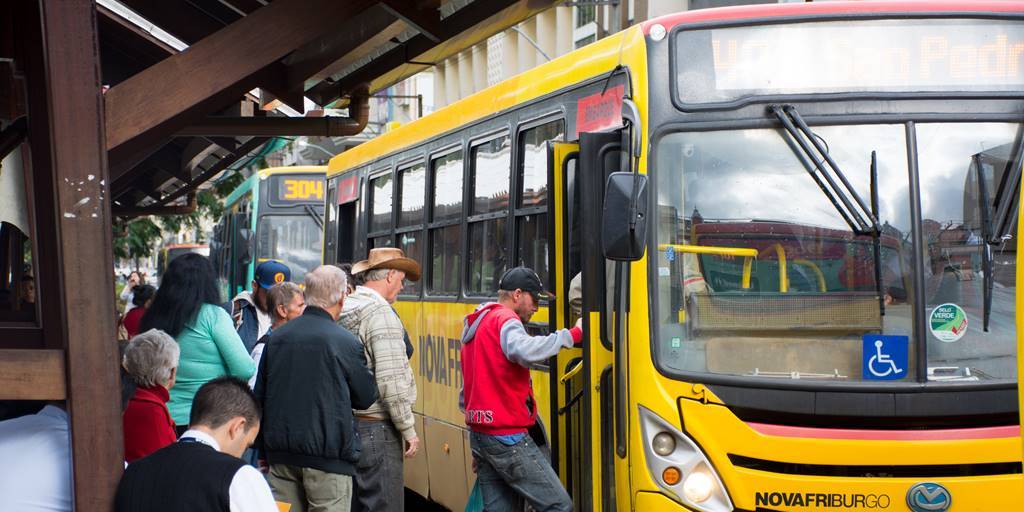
[123,385,176,462]
[460,303,581,435]
[122,306,146,339]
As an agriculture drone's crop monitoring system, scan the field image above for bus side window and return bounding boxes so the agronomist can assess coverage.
[515,119,564,290]
[397,162,426,295]
[368,172,394,249]
[467,135,511,295]
[427,150,463,296]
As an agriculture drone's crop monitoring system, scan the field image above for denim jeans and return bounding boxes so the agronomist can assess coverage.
[470,431,573,512]
[351,419,405,512]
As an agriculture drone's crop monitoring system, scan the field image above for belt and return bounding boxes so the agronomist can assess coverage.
[355,415,387,422]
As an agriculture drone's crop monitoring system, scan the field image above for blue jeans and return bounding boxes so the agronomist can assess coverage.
[351,419,404,512]
[470,431,572,512]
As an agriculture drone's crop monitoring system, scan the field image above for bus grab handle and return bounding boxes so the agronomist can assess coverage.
[658,244,758,290]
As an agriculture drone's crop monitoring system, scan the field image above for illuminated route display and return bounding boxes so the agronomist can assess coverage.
[267,174,324,205]
[675,19,1024,105]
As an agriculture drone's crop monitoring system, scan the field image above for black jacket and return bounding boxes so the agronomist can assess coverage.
[254,306,378,475]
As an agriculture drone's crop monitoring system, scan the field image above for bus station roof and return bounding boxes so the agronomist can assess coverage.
[97,0,558,213]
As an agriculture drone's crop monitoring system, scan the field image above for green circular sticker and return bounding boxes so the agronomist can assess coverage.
[929,303,968,343]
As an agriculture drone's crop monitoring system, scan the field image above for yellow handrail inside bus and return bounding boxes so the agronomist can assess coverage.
[560,360,584,384]
[793,258,827,292]
[658,244,758,290]
[760,243,789,293]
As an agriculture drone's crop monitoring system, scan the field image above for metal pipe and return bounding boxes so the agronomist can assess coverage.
[178,89,369,137]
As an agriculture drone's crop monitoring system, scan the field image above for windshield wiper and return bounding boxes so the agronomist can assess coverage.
[976,130,1024,332]
[302,204,324,230]
[870,151,884,316]
[770,105,880,235]
[975,155,995,332]
[988,131,1024,245]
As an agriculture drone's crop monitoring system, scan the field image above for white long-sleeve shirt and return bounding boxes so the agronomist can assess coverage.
[120,283,136,315]
[178,430,278,512]
[0,406,72,512]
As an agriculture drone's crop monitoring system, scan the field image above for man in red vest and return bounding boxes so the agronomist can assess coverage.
[461,267,582,511]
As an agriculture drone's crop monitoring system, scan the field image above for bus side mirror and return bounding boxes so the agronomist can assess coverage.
[602,172,649,261]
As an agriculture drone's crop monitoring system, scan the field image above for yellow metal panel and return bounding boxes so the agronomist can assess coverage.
[635,491,691,511]
[423,417,471,511]
[1017,160,1024,461]
[729,470,1023,512]
[404,414,430,498]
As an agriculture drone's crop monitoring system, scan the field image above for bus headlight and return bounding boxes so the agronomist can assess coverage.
[652,432,676,456]
[683,471,714,503]
[639,406,733,512]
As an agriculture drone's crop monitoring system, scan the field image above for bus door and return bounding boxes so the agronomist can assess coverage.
[552,131,626,512]
[549,141,585,503]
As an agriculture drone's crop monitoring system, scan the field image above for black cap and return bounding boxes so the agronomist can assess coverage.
[498,267,552,300]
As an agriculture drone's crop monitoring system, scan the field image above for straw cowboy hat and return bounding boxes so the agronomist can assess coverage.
[351,247,421,281]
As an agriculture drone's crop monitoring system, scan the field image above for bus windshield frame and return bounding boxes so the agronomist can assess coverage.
[649,118,1021,391]
[669,14,1024,112]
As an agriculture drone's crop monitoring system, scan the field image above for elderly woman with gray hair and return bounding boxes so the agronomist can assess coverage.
[122,329,180,463]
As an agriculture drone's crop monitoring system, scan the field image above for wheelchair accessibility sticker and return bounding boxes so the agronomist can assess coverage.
[929,303,967,343]
[863,335,909,380]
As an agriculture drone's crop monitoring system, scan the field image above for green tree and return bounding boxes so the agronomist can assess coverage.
[112,171,249,264]
[112,217,162,269]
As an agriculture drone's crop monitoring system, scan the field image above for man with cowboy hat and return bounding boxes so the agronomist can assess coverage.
[338,248,420,512]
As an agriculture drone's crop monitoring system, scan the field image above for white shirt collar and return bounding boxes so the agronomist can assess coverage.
[179,429,221,452]
[355,285,388,304]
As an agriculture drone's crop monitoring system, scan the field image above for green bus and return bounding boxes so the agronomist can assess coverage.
[211,166,326,300]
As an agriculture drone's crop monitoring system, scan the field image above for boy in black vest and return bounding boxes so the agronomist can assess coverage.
[115,377,278,512]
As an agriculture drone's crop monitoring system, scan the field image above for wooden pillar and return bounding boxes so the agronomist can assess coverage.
[23,1,122,510]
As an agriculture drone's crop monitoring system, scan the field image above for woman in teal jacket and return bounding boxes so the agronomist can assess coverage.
[139,253,255,429]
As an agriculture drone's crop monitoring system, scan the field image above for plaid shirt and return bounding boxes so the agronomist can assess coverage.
[338,286,417,440]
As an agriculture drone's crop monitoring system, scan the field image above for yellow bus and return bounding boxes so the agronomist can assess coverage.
[323,2,1024,510]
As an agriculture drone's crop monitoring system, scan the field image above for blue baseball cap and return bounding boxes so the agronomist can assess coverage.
[254,260,291,289]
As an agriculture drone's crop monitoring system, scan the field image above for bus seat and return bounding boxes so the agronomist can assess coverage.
[689,291,882,335]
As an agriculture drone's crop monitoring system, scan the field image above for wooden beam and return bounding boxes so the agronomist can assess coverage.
[381,0,442,43]
[285,6,407,92]
[104,0,376,154]
[31,2,122,511]
[0,349,66,400]
[118,0,224,45]
[309,0,540,104]
[157,136,268,206]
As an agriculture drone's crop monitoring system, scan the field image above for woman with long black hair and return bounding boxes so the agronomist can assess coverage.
[140,253,254,432]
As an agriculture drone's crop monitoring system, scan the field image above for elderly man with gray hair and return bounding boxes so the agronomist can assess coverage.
[255,265,378,512]
[338,247,421,512]
[122,329,180,462]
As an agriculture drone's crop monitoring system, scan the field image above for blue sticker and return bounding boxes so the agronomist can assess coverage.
[665,245,676,262]
[862,334,909,380]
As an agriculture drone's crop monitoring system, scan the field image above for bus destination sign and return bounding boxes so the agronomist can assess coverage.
[268,175,324,205]
[675,19,1024,105]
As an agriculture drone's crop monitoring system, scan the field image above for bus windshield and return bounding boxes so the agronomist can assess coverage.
[257,214,323,283]
[654,122,1019,384]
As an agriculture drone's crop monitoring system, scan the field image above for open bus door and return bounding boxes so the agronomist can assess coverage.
[1017,160,1024,469]
[549,141,585,504]
[550,130,628,512]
